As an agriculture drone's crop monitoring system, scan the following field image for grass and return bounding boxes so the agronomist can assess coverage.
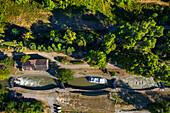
[72,61,84,65]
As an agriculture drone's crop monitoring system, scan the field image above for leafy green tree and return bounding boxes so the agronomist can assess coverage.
[76,32,86,48]
[15,0,29,4]
[63,30,76,44]
[49,30,61,42]
[57,43,62,52]
[154,63,170,84]
[0,57,14,66]
[11,28,20,35]
[24,32,34,41]
[56,69,74,83]
[47,46,53,52]
[148,100,170,113]
[111,50,160,77]
[0,27,5,38]
[42,0,55,9]
[38,45,47,52]
[0,86,44,113]
[0,85,9,110]
[3,40,17,48]
[15,46,26,53]
[0,67,11,80]
[67,47,75,55]
[52,43,58,51]
[86,50,107,70]
[101,33,116,54]
[20,55,31,63]
[116,20,164,52]
[15,41,26,53]
[29,43,36,51]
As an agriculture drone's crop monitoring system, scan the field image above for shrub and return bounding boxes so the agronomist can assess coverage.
[29,43,36,51]
[0,57,14,66]
[0,67,11,80]
[109,71,116,76]
[20,55,31,63]
[72,61,84,65]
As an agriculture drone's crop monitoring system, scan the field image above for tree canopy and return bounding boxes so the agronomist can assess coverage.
[116,20,164,52]
[56,68,74,83]
[0,85,44,113]
[20,55,31,63]
[86,50,108,70]
[0,67,11,80]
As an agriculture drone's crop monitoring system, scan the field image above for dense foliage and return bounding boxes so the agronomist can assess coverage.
[0,86,44,113]
[116,20,164,52]
[0,0,169,84]
[20,55,31,63]
[0,66,11,80]
[148,100,170,113]
[86,50,108,70]
[0,57,15,66]
[56,68,74,83]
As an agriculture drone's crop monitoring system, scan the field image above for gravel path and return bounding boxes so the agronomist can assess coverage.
[21,93,55,113]
[26,52,118,69]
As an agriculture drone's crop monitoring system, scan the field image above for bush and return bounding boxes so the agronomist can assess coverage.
[55,57,70,63]
[72,61,84,65]
[20,55,31,63]
[0,57,14,66]
[29,43,36,51]
[0,67,11,80]
[109,71,116,76]
[148,100,170,113]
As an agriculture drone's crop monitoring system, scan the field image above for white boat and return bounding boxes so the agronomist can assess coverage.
[88,76,107,84]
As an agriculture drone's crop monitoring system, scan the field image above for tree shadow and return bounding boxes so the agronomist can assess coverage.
[114,80,153,109]
[31,5,108,32]
[4,24,28,41]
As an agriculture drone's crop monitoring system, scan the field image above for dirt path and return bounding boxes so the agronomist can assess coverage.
[138,0,169,6]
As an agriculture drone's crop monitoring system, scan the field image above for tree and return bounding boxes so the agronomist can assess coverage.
[101,33,116,54]
[63,30,76,44]
[3,40,17,48]
[15,41,26,53]
[29,43,36,51]
[154,63,170,84]
[116,20,164,52]
[24,32,34,41]
[111,50,160,77]
[76,32,87,49]
[20,55,31,63]
[148,100,170,113]
[57,43,62,52]
[42,0,55,9]
[49,30,61,43]
[86,50,108,70]
[15,0,29,4]
[0,86,44,113]
[52,43,58,52]
[0,67,11,80]
[56,69,74,83]
[66,47,75,55]
[15,46,26,53]
[0,27,5,38]
[0,57,14,66]
[47,46,53,52]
